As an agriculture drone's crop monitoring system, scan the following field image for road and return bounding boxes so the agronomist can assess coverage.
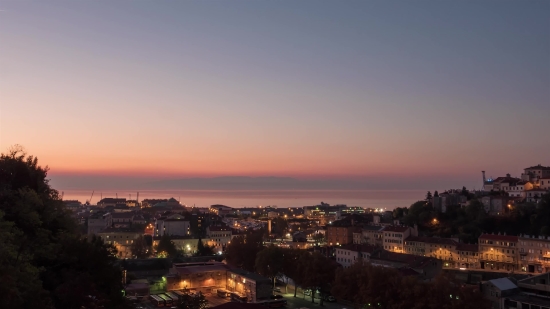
[276,287,344,309]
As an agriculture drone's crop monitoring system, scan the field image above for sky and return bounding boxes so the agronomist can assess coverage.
[1,1,549,192]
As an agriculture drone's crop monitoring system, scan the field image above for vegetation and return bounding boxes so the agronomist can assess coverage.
[195,237,215,256]
[155,234,178,258]
[176,293,208,309]
[331,260,490,309]
[0,146,131,309]
[255,245,285,288]
[130,235,150,259]
[224,229,265,271]
[393,192,550,243]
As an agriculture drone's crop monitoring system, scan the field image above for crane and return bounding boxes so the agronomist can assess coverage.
[86,191,94,205]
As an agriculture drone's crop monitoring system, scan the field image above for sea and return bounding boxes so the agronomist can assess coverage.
[61,189,425,210]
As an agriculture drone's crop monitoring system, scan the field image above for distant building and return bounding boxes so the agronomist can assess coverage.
[97,198,126,208]
[97,227,142,258]
[335,244,378,268]
[481,278,519,309]
[382,225,417,253]
[478,234,519,271]
[87,212,112,235]
[155,213,190,237]
[206,225,232,254]
[210,205,235,217]
[518,235,550,273]
[369,250,442,280]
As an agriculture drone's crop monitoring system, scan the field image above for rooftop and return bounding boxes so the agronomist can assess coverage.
[172,262,230,275]
[383,226,410,233]
[405,236,458,246]
[524,164,550,170]
[456,244,479,252]
[228,268,271,283]
[488,278,517,291]
[479,234,519,242]
[339,243,379,254]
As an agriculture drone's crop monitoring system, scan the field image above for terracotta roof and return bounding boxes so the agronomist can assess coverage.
[456,244,479,252]
[339,244,379,253]
[405,236,458,246]
[479,234,518,242]
[383,226,410,233]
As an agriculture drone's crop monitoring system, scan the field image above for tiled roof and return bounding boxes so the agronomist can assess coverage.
[479,234,518,242]
[405,236,458,246]
[383,226,410,233]
[456,244,479,252]
[339,244,379,253]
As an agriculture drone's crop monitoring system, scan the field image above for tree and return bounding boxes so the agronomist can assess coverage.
[255,246,284,288]
[155,234,178,258]
[0,146,131,309]
[177,293,208,309]
[300,252,339,304]
[195,237,215,256]
[426,191,432,201]
[225,230,264,272]
[131,235,149,259]
[434,190,439,197]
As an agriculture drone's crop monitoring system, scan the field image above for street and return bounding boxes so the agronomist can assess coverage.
[275,287,345,309]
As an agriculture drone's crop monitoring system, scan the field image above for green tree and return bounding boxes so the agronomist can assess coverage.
[255,245,284,288]
[426,191,432,201]
[300,252,339,304]
[0,146,131,309]
[155,234,178,257]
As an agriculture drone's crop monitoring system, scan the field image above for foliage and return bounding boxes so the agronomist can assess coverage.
[300,252,339,305]
[176,293,208,309]
[255,245,285,288]
[270,217,288,237]
[0,146,131,309]
[195,237,215,256]
[155,234,178,258]
[130,235,150,259]
[224,229,264,271]
[331,261,489,309]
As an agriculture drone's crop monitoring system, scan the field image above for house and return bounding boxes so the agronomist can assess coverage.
[511,273,550,308]
[456,243,480,269]
[111,212,134,227]
[404,236,459,267]
[525,188,549,203]
[353,225,384,247]
[210,205,235,217]
[481,278,519,309]
[481,196,509,215]
[478,234,519,271]
[152,236,199,255]
[382,225,416,253]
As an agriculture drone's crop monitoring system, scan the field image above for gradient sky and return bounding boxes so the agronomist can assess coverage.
[1,1,549,190]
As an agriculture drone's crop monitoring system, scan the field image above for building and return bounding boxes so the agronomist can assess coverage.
[478,234,519,271]
[210,205,235,217]
[512,273,550,308]
[335,244,378,268]
[525,188,549,203]
[382,226,416,253]
[87,212,112,235]
[403,236,459,266]
[152,236,199,255]
[206,225,232,254]
[456,243,480,269]
[63,200,82,212]
[353,225,384,247]
[97,198,127,208]
[227,268,272,303]
[369,250,442,280]
[481,278,519,309]
[327,224,358,246]
[111,212,135,227]
[521,164,550,182]
[167,262,229,292]
[155,213,190,237]
[518,235,550,273]
[481,196,509,215]
[97,227,142,258]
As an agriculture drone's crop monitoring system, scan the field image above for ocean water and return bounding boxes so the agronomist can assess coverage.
[60,189,425,210]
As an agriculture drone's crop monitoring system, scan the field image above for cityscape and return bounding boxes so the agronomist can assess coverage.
[1,1,549,309]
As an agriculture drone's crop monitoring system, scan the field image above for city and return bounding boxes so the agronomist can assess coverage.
[1,1,549,309]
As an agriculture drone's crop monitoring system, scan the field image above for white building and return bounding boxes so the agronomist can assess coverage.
[155,213,190,237]
[87,212,112,235]
[335,244,378,268]
[206,225,233,254]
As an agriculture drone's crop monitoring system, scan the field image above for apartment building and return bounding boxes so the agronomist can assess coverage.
[382,226,416,253]
[155,213,190,237]
[353,225,384,246]
[335,244,378,268]
[97,227,142,258]
[518,235,550,273]
[478,234,519,271]
[97,198,127,208]
[87,212,112,235]
[456,243,480,269]
[206,225,232,254]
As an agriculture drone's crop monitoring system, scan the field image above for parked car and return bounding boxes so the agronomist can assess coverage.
[273,287,281,293]
[304,289,312,296]
[326,296,336,302]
